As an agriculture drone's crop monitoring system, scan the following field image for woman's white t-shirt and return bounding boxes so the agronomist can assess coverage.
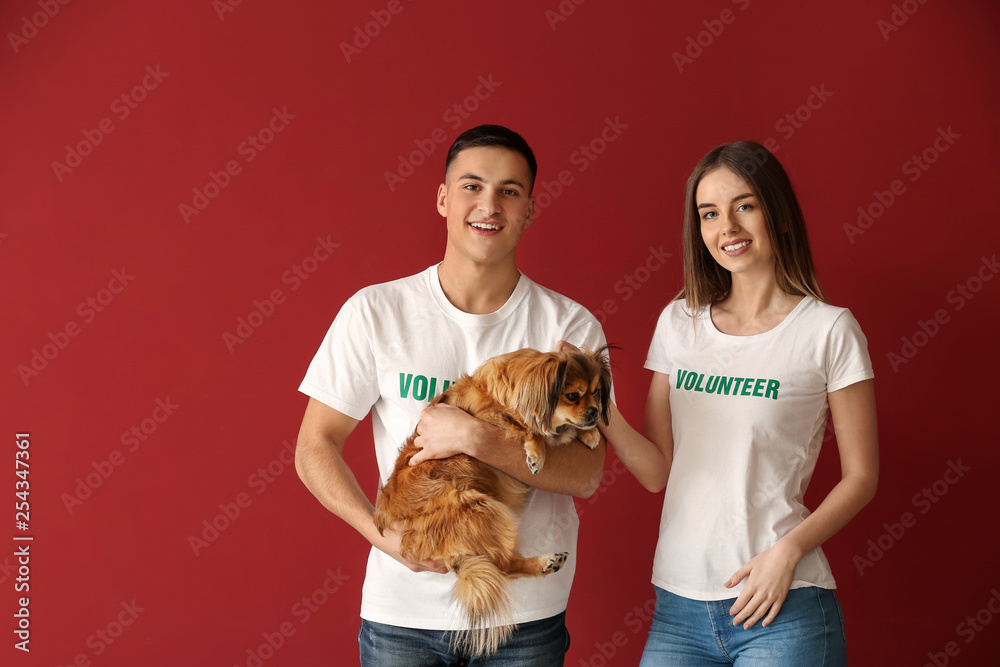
[644,297,873,600]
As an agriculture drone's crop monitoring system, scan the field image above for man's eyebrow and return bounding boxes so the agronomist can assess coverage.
[457,174,526,190]
[697,192,754,209]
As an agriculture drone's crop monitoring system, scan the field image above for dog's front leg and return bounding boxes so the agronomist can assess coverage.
[523,436,546,475]
[578,428,601,450]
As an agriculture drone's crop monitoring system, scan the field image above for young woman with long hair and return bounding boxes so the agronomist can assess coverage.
[599,141,878,665]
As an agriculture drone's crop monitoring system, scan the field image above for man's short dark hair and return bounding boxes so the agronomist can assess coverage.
[444,125,538,192]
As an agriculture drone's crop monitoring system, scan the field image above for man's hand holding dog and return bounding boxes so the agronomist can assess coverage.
[409,340,590,468]
[377,523,449,574]
[409,403,489,466]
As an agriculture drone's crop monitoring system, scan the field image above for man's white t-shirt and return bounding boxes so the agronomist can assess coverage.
[299,264,607,630]
[644,297,873,600]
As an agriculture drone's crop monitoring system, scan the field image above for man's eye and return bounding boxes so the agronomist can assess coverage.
[565,393,580,402]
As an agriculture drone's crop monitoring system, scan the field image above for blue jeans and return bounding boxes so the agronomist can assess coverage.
[640,586,846,666]
[358,612,570,666]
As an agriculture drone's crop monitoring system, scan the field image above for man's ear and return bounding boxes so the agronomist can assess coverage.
[436,183,448,217]
[524,194,535,228]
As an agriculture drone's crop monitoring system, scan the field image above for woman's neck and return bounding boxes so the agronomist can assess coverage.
[712,275,803,335]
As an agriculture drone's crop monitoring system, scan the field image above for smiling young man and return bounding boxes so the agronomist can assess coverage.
[295,125,608,666]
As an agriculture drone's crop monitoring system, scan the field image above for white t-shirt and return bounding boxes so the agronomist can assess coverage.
[644,297,873,600]
[299,264,607,630]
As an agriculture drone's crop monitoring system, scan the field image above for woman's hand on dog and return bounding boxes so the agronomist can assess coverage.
[409,404,489,466]
[554,340,580,354]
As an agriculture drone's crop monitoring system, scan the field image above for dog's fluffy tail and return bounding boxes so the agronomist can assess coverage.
[450,554,515,657]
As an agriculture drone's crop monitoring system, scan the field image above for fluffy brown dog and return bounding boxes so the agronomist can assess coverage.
[372,346,612,657]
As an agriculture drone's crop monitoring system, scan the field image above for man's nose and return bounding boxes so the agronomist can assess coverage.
[477,189,501,215]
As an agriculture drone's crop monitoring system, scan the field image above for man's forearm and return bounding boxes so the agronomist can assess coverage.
[467,420,606,498]
[295,436,382,544]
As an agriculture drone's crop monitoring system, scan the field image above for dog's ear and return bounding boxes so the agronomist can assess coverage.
[510,355,567,433]
[545,358,569,427]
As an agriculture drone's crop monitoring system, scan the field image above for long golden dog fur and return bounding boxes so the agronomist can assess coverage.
[372,346,612,657]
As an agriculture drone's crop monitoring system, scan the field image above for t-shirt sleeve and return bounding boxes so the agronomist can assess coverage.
[826,309,875,393]
[298,295,380,420]
[567,319,608,355]
[644,305,674,376]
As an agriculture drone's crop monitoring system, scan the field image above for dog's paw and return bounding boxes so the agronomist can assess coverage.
[542,552,568,574]
[524,442,546,475]
[579,428,600,450]
[526,452,541,475]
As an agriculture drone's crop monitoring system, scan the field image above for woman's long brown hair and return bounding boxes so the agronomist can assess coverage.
[678,141,827,314]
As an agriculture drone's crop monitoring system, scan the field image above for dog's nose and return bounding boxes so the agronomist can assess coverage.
[585,406,599,421]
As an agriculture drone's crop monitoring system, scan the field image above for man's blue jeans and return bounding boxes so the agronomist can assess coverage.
[359,612,570,666]
[639,586,847,666]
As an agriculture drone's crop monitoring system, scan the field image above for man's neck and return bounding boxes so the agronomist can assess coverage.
[436,256,521,315]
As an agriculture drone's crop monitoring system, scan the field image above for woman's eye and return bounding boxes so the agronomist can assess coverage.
[565,393,580,402]
[701,211,717,220]
[737,203,754,212]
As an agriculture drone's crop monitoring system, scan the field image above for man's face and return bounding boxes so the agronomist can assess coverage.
[437,147,535,268]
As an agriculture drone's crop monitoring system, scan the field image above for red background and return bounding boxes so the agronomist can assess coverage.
[3,1,999,665]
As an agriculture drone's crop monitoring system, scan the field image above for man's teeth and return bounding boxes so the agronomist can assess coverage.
[470,222,500,230]
[724,240,750,251]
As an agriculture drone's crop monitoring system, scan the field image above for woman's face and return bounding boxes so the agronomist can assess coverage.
[695,167,775,280]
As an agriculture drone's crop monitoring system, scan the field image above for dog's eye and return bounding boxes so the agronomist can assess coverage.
[565,392,580,402]
[592,389,600,398]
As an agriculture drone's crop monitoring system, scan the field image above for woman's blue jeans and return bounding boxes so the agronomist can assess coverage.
[639,586,847,666]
